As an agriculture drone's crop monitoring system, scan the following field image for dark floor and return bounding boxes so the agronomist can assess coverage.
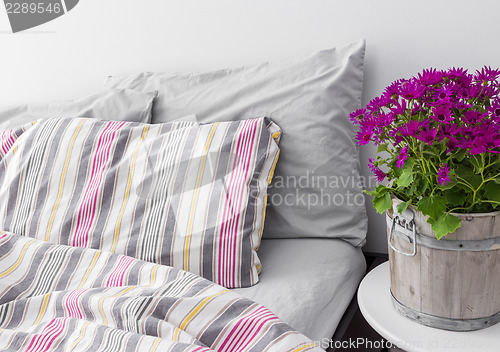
[326,254,405,352]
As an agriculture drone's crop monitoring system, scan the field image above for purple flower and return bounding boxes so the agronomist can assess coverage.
[349,108,367,125]
[462,110,486,125]
[397,145,409,168]
[437,164,451,186]
[416,127,438,145]
[399,119,430,137]
[435,86,453,101]
[368,158,386,182]
[367,95,391,112]
[487,100,500,120]
[418,68,443,85]
[432,105,454,123]
[447,67,468,80]
[476,66,500,82]
[356,128,373,145]
[383,80,402,99]
[399,81,425,100]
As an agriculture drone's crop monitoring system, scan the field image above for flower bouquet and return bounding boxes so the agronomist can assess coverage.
[351,66,500,239]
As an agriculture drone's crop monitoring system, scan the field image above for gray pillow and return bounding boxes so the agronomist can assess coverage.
[105,40,367,246]
[0,88,157,131]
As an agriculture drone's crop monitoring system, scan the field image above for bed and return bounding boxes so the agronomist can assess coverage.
[0,40,368,351]
[233,238,366,342]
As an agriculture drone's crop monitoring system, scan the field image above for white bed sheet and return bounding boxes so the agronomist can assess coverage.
[232,238,366,342]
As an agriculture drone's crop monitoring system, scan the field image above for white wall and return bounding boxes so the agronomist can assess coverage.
[1,0,499,253]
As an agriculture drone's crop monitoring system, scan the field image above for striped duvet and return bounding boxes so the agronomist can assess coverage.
[0,117,280,288]
[0,231,323,351]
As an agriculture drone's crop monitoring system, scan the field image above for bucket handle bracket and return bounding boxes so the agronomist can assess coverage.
[388,209,417,257]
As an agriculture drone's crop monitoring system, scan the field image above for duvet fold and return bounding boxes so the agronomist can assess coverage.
[0,231,322,352]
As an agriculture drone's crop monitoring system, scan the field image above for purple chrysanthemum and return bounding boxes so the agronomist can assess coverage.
[356,128,373,145]
[418,68,443,85]
[397,145,409,168]
[437,164,451,186]
[476,66,500,82]
[416,127,438,145]
[349,108,367,125]
[368,158,386,182]
[399,81,425,100]
[432,105,453,124]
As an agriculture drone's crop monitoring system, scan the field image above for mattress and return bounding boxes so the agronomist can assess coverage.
[232,237,366,341]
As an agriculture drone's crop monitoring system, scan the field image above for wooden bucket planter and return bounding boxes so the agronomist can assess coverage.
[387,197,500,331]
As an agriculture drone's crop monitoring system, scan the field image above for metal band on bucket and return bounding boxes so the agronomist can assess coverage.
[386,214,500,253]
[390,291,500,331]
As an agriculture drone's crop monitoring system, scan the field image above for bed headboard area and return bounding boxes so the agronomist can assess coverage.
[1,0,499,254]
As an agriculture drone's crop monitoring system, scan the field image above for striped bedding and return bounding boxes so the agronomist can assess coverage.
[0,231,323,351]
[0,117,280,288]
[0,117,324,351]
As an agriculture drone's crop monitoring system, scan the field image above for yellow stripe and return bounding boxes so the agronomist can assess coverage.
[78,251,101,289]
[99,285,137,326]
[148,265,159,286]
[0,239,36,279]
[112,126,149,252]
[34,293,51,325]
[291,343,318,352]
[150,338,162,352]
[267,149,280,185]
[68,321,90,351]
[172,327,183,342]
[177,289,228,335]
[46,119,86,241]
[184,123,218,270]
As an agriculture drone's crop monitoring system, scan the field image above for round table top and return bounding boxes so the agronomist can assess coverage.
[357,261,500,352]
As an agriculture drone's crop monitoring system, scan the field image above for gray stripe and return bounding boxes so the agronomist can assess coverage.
[27,118,74,239]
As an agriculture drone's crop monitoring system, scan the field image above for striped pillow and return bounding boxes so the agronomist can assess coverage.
[0,117,281,288]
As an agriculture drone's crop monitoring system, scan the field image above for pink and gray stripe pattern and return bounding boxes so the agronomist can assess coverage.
[0,231,323,351]
[0,117,281,288]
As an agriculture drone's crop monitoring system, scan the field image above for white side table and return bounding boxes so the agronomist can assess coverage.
[357,262,500,352]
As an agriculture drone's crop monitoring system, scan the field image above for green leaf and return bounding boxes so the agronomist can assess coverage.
[377,144,389,153]
[471,175,482,189]
[455,149,467,162]
[396,159,415,188]
[446,188,467,207]
[484,182,500,202]
[372,192,392,214]
[455,163,474,179]
[417,178,429,194]
[431,214,461,240]
[366,184,390,198]
[396,201,411,214]
[417,195,446,220]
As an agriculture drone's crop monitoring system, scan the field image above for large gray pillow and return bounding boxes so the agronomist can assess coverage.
[0,88,157,131]
[105,40,367,246]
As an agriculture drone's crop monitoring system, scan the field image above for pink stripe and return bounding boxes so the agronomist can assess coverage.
[0,130,16,156]
[64,289,88,319]
[25,317,68,352]
[218,306,265,351]
[72,121,125,247]
[223,119,258,287]
[106,255,135,287]
[192,347,213,352]
[236,315,279,352]
[224,311,273,351]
